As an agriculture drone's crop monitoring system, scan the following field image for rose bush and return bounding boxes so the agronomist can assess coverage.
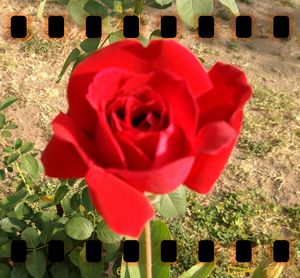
[41,39,252,238]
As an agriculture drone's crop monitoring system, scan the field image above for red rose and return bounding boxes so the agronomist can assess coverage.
[41,39,252,237]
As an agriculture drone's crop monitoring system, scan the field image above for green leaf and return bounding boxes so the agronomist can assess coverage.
[139,35,149,47]
[149,29,161,41]
[68,0,89,26]
[101,0,114,9]
[11,263,28,278]
[103,241,121,262]
[14,138,23,149]
[78,243,105,278]
[62,195,73,216]
[0,241,11,258]
[251,258,285,278]
[21,227,40,248]
[72,53,90,72]
[50,230,74,254]
[0,263,11,278]
[1,189,28,209]
[54,185,69,204]
[70,192,81,211]
[66,217,94,240]
[20,154,39,177]
[0,97,18,111]
[155,0,173,6]
[176,0,213,28]
[0,113,5,128]
[218,0,239,16]
[84,0,108,17]
[122,220,171,278]
[25,251,46,278]
[134,0,143,15]
[33,212,59,230]
[146,0,172,9]
[57,48,81,82]
[7,152,20,164]
[2,130,11,138]
[81,187,94,211]
[0,169,5,181]
[96,221,121,244]
[50,262,70,278]
[14,202,31,219]
[80,38,101,53]
[69,248,80,267]
[0,230,8,245]
[0,217,26,233]
[40,222,61,243]
[109,29,124,44]
[6,123,18,129]
[3,146,14,153]
[19,142,34,153]
[155,185,186,218]
[178,262,215,278]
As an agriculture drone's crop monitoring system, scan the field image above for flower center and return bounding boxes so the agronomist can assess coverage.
[107,88,169,133]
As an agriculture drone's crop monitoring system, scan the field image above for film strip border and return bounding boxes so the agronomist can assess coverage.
[8,239,294,264]
[8,15,294,40]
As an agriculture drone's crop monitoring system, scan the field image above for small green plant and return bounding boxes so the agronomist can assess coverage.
[228,40,239,51]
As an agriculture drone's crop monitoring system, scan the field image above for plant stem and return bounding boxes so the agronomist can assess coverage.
[99,18,123,49]
[15,161,33,195]
[145,221,152,278]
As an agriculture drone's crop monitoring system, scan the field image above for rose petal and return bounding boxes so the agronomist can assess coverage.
[93,112,127,168]
[114,132,152,170]
[51,113,96,167]
[185,62,252,194]
[195,121,237,155]
[184,110,244,194]
[67,40,212,132]
[67,72,98,133]
[110,156,195,194]
[196,62,252,129]
[86,68,133,112]
[148,70,199,141]
[153,124,190,167]
[85,164,154,238]
[41,136,87,178]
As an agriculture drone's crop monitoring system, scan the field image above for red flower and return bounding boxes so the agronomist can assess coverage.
[41,39,252,237]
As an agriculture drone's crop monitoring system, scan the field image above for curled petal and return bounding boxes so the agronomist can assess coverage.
[85,164,154,238]
[185,62,252,194]
[197,62,252,128]
[195,121,237,155]
[110,156,195,194]
[185,110,244,194]
[41,136,87,178]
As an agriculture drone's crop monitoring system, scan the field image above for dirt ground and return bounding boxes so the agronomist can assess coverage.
[0,0,299,208]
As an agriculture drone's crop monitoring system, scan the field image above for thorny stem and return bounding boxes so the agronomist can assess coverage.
[99,17,123,49]
[145,221,152,278]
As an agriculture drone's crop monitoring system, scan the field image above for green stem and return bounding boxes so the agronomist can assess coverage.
[15,161,33,195]
[145,221,152,278]
[99,18,123,49]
